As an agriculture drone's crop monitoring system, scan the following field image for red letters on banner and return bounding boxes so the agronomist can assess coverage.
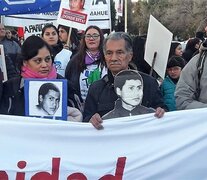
[0,157,126,180]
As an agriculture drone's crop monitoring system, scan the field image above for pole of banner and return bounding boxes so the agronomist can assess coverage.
[150,52,157,76]
[66,27,72,48]
[0,16,3,23]
[109,0,112,33]
[124,0,127,32]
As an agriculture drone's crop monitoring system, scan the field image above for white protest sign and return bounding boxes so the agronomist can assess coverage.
[57,0,92,30]
[3,13,58,39]
[24,20,57,39]
[144,15,173,79]
[88,0,111,29]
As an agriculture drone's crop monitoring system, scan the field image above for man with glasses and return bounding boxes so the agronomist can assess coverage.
[83,32,166,130]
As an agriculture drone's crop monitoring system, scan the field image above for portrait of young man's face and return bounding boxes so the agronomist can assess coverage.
[117,79,143,107]
[69,0,84,11]
[40,89,60,115]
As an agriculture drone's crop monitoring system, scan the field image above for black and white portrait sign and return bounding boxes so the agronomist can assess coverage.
[24,79,67,120]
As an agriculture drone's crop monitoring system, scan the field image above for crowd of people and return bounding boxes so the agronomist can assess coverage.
[0,22,207,130]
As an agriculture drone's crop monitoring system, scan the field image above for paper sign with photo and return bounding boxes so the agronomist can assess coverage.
[24,79,68,120]
[57,0,92,30]
[0,45,8,82]
[102,70,155,120]
[144,15,173,79]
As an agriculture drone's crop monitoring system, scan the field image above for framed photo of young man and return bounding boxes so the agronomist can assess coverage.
[24,79,68,120]
[0,45,8,82]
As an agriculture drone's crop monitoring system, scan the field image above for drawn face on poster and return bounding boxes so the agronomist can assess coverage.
[24,79,68,120]
[116,79,143,107]
[102,70,155,120]
[114,70,144,110]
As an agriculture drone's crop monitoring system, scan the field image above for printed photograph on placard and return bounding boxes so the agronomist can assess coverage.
[24,79,68,120]
[57,0,92,30]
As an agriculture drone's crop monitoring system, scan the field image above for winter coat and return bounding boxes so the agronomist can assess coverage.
[175,44,207,110]
[160,76,176,111]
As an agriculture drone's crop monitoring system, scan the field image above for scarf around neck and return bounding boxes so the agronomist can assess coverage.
[85,50,100,65]
[21,65,57,79]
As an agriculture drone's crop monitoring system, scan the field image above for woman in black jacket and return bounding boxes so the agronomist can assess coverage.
[0,36,82,121]
[65,25,107,111]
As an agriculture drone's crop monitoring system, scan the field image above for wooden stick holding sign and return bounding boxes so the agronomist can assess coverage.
[66,27,72,49]
[150,52,157,76]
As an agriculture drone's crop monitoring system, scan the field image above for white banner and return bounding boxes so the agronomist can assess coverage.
[2,12,59,26]
[1,108,207,179]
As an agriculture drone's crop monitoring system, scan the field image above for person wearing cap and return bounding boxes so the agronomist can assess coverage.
[102,70,155,119]
[161,56,185,111]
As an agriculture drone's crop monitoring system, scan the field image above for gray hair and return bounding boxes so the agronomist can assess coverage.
[103,32,133,54]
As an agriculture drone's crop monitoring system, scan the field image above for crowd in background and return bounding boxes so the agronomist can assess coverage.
[0,22,207,125]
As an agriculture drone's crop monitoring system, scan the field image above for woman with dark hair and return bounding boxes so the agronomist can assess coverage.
[182,37,201,63]
[0,36,82,121]
[42,24,72,77]
[168,42,183,59]
[65,25,107,110]
[42,24,63,58]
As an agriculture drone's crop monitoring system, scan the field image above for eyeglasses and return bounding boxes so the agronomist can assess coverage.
[85,34,100,40]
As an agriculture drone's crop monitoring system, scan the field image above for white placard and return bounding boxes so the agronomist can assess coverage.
[144,15,173,79]
[88,0,111,29]
[57,0,92,30]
